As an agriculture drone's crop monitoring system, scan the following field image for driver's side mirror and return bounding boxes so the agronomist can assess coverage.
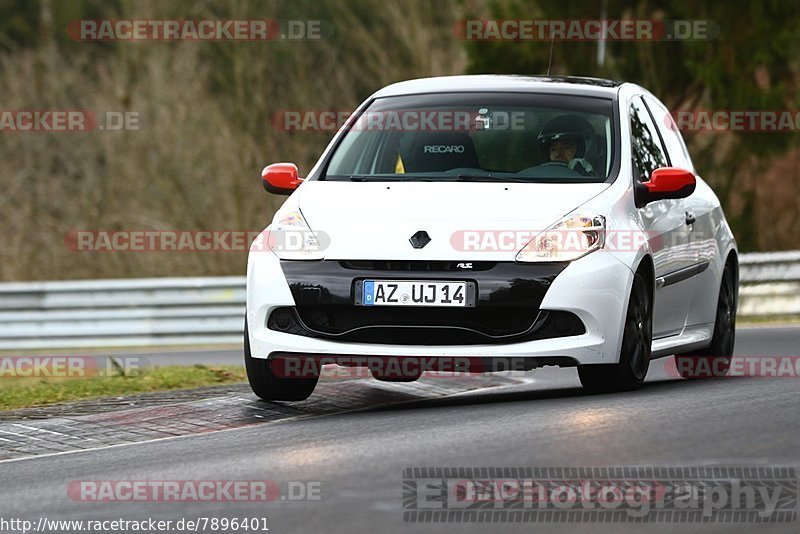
[635,167,696,208]
[262,163,303,195]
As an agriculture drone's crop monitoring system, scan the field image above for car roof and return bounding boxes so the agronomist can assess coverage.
[372,75,625,99]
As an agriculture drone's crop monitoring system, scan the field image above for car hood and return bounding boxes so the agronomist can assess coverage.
[296,181,609,261]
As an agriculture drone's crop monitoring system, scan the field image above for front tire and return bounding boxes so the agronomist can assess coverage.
[244,320,318,401]
[578,271,652,393]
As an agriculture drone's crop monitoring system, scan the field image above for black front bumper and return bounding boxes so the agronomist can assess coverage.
[268,260,584,345]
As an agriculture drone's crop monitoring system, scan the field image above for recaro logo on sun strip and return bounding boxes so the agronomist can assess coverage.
[423,145,465,154]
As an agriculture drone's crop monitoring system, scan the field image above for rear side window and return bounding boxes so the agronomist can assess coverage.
[629,97,667,182]
[643,95,695,172]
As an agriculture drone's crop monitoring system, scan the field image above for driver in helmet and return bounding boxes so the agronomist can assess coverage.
[537,115,598,176]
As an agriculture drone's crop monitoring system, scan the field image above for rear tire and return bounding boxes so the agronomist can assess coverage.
[244,320,318,401]
[578,271,652,393]
[674,261,737,378]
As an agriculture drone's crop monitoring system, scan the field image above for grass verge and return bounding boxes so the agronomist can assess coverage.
[0,364,246,411]
[736,315,800,326]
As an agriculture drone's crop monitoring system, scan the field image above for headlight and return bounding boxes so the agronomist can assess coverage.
[515,213,605,262]
[267,209,325,260]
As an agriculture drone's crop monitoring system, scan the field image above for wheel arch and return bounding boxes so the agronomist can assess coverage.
[720,248,740,313]
[725,249,739,291]
[634,254,655,305]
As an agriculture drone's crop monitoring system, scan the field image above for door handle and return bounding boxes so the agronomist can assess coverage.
[685,211,696,225]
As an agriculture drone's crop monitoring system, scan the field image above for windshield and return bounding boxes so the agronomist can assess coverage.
[323,92,616,183]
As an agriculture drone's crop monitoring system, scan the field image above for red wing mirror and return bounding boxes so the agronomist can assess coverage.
[262,163,303,195]
[635,167,696,207]
[646,167,696,195]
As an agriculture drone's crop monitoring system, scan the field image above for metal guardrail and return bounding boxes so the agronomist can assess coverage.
[0,277,245,349]
[738,251,800,319]
[0,252,796,350]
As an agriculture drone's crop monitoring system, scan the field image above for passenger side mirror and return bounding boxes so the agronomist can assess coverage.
[635,167,696,208]
[262,163,303,195]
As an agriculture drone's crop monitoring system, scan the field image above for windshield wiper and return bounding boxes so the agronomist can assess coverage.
[348,175,435,182]
[456,174,531,183]
[342,174,530,183]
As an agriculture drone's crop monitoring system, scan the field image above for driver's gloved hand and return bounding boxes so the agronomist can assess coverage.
[568,158,594,176]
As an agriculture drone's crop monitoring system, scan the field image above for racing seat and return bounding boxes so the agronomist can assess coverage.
[401,132,481,173]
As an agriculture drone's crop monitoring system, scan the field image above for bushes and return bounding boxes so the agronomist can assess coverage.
[0,0,467,280]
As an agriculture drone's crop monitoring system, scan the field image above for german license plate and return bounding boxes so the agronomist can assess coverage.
[358,280,469,307]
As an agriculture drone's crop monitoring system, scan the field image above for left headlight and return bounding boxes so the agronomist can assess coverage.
[516,213,605,262]
[267,209,325,260]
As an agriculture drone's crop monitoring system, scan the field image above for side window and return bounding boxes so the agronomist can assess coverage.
[629,97,667,182]
[643,95,694,172]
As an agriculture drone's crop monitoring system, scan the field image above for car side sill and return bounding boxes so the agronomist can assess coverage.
[651,324,714,359]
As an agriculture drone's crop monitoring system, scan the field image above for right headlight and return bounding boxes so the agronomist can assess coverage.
[515,213,605,262]
[266,209,325,260]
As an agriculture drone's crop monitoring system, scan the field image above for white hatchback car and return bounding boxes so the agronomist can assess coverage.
[246,75,738,400]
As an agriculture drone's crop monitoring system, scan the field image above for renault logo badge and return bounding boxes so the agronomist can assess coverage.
[409,231,431,249]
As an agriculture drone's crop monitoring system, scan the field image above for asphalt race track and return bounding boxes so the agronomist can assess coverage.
[0,325,798,533]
